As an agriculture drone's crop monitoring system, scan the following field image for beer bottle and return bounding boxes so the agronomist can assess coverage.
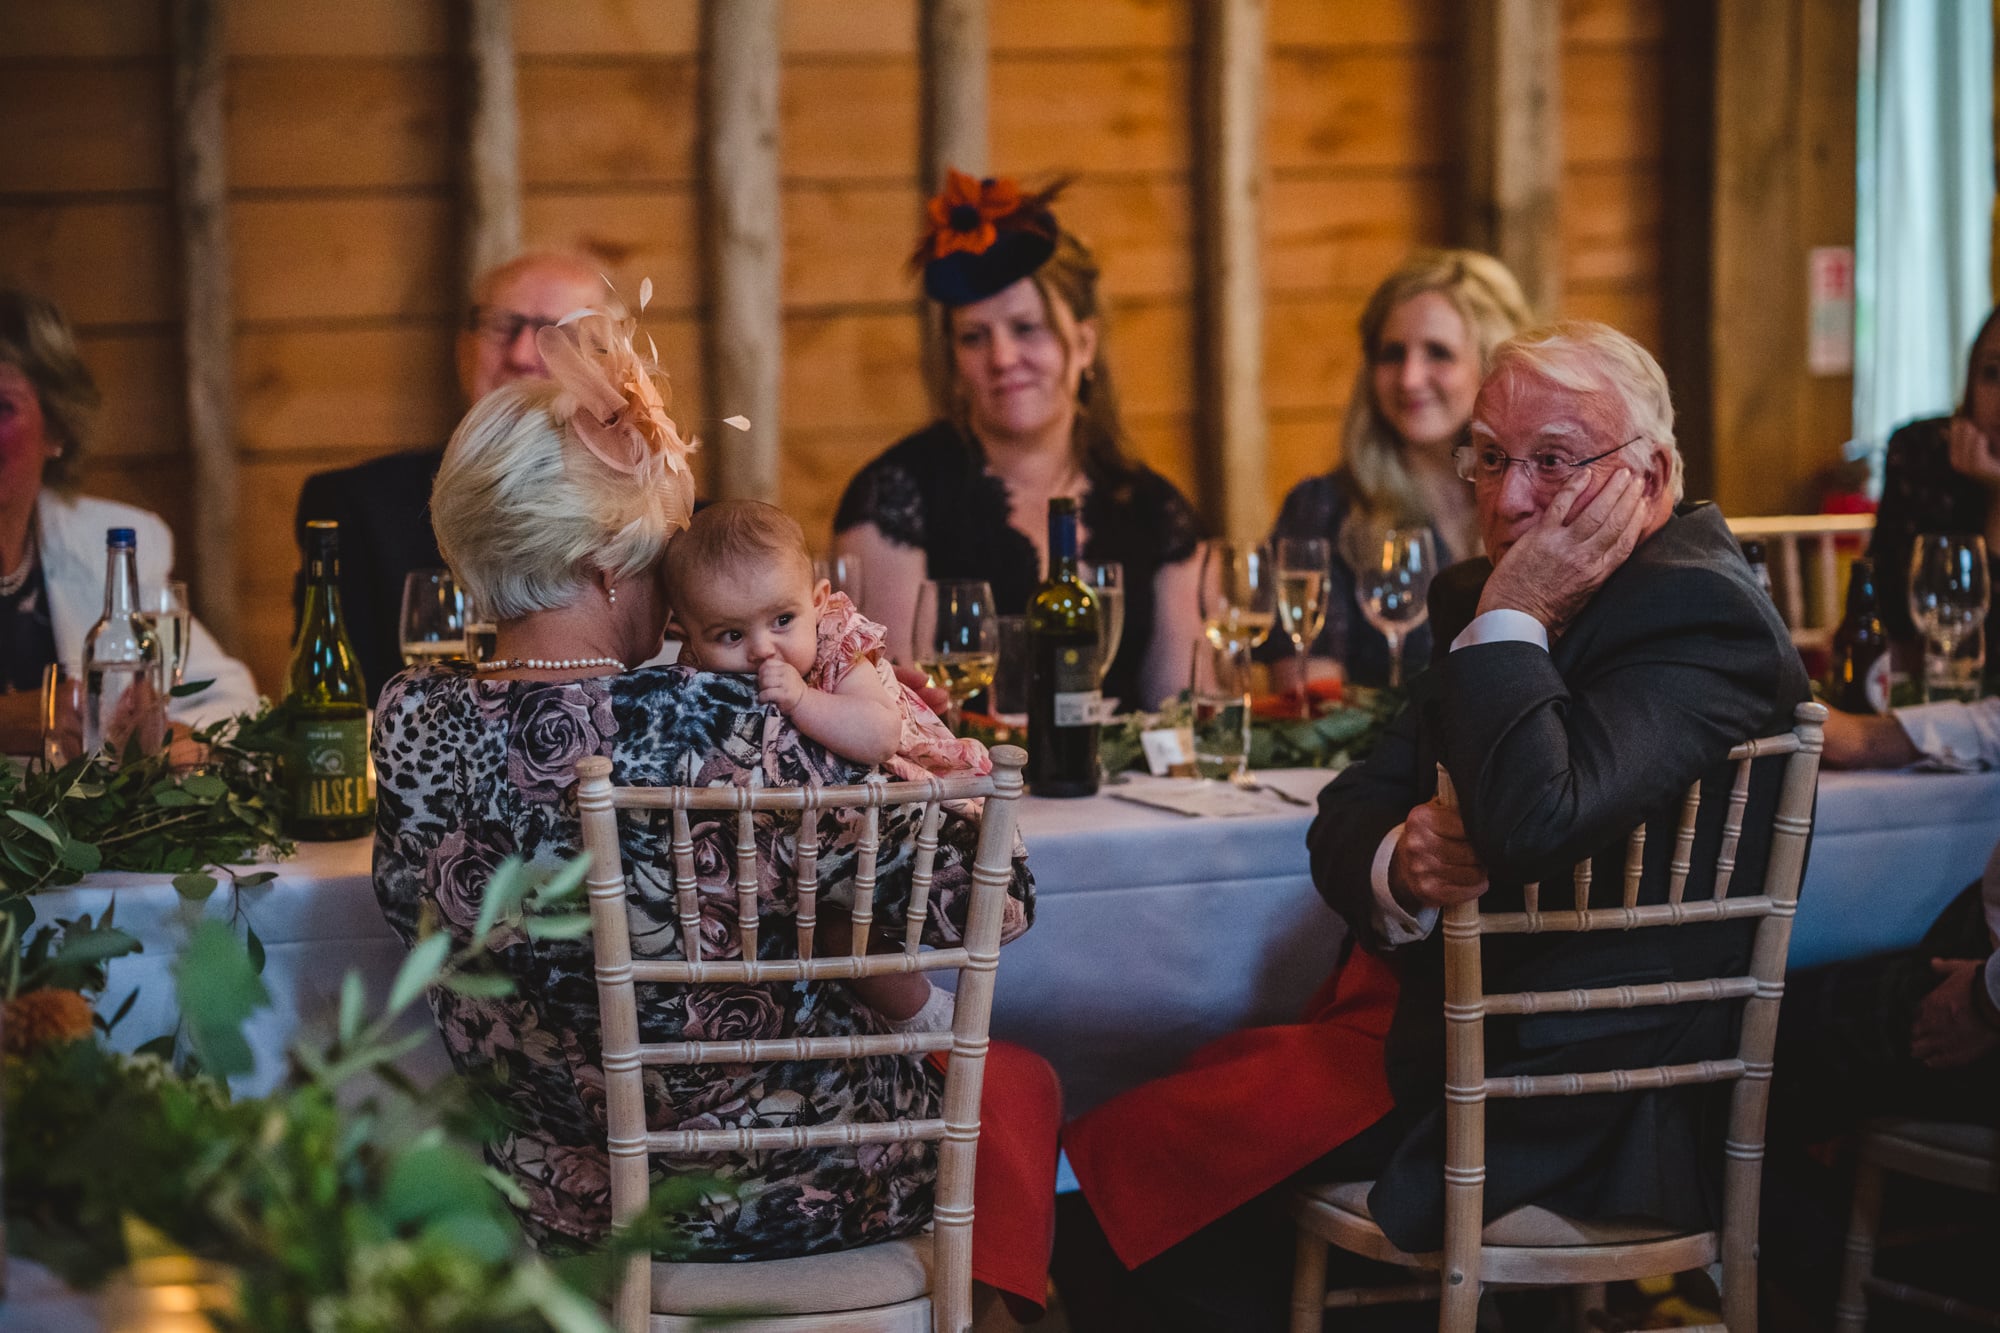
[1026,497,1102,797]
[283,521,374,839]
[1830,555,1891,714]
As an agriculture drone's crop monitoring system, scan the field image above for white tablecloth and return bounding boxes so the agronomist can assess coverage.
[27,769,2000,1114]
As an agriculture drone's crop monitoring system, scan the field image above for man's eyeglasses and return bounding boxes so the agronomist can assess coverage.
[466,307,559,345]
[1453,437,1643,485]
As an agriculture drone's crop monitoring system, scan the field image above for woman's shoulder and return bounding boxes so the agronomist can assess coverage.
[1270,468,1357,536]
[833,421,972,541]
[38,491,175,566]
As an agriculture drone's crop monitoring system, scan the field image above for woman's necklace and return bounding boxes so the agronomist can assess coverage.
[474,655,625,673]
[0,513,38,599]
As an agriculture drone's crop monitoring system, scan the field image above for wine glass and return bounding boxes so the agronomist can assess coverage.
[1081,561,1126,703]
[812,553,865,610]
[1275,538,1330,717]
[912,579,998,731]
[399,569,468,667]
[1189,638,1252,780]
[1341,521,1435,688]
[1909,534,1990,702]
[146,580,192,688]
[1199,541,1276,656]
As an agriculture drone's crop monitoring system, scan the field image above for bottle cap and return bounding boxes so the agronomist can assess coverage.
[106,527,136,547]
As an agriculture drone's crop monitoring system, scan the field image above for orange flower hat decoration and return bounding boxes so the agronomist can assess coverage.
[914,170,1065,307]
[535,277,699,535]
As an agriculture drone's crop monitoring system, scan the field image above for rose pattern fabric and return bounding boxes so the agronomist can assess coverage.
[371,662,1033,1262]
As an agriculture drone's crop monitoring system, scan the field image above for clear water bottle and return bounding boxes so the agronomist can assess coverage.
[82,526,165,760]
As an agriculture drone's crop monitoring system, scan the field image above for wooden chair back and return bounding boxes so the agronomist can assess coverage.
[1726,514,1875,655]
[574,745,1029,1333]
[1434,701,1827,1331]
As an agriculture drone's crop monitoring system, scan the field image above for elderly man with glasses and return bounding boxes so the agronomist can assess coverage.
[1060,322,1812,1332]
[290,253,608,703]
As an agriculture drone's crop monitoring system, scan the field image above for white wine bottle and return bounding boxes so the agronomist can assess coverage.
[284,520,374,840]
[1026,497,1102,797]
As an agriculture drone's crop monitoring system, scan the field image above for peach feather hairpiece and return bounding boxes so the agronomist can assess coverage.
[534,290,698,534]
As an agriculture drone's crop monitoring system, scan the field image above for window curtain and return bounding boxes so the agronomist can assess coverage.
[1853,0,1995,464]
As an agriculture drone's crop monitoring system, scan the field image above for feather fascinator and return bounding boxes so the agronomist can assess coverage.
[534,287,698,535]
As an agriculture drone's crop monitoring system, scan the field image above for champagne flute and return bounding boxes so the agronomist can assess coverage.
[913,579,999,731]
[1275,538,1330,717]
[1081,561,1126,705]
[1342,521,1435,688]
[146,580,193,688]
[399,569,468,667]
[1909,533,1990,702]
[1199,541,1276,656]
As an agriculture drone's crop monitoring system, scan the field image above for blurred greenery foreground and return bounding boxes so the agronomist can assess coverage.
[5,853,707,1333]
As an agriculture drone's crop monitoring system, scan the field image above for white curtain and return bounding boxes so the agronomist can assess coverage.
[1854,0,1995,464]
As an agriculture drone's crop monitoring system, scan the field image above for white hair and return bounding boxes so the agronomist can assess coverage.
[431,377,682,619]
[1486,321,1685,501]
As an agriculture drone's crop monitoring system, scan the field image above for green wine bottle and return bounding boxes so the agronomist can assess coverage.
[1026,496,1102,797]
[284,520,375,840]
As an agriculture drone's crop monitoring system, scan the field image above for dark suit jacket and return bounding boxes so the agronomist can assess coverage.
[293,447,445,706]
[1308,502,1812,1252]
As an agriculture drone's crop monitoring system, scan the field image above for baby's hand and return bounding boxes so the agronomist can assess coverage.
[757,658,808,712]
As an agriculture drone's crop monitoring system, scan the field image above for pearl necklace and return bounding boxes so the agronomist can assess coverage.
[475,656,626,673]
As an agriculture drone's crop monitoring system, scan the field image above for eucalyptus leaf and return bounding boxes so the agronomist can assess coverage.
[385,933,450,1018]
[528,853,591,907]
[524,914,595,941]
[169,678,217,698]
[58,838,101,873]
[245,924,265,975]
[151,788,196,809]
[473,856,529,941]
[442,972,517,998]
[6,808,64,848]
[172,873,219,902]
[233,870,277,887]
[174,919,270,1078]
[179,774,228,800]
[337,971,366,1044]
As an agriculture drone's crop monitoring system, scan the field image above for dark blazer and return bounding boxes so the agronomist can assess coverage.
[293,446,445,706]
[1308,502,1812,1253]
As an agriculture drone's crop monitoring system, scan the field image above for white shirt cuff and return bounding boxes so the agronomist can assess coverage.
[1369,822,1439,946]
[1892,698,2000,772]
[1451,608,1550,654]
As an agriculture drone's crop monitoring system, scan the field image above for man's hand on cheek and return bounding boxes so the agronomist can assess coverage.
[1476,468,1649,634]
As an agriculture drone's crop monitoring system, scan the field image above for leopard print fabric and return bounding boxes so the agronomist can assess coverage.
[371,663,1035,1260]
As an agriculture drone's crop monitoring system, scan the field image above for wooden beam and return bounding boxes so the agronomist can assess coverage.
[1195,0,1268,545]
[461,0,522,302]
[1463,0,1562,318]
[169,0,238,646]
[921,0,987,185]
[702,0,782,502]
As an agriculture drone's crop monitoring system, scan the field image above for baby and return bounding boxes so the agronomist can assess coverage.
[664,499,990,1032]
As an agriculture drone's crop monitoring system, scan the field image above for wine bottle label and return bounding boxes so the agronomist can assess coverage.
[1050,645,1101,727]
[293,719,374,818]
[1864,652,1891,714]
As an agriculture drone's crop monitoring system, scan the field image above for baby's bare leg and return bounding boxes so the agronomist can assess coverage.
[815,905,931,1021]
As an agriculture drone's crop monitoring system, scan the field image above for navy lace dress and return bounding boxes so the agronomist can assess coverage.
[834,422,1203,708]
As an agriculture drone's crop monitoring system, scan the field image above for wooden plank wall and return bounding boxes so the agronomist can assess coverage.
[1,0,1677,693]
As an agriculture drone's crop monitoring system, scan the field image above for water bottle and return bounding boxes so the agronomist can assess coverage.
[82,527,165,760]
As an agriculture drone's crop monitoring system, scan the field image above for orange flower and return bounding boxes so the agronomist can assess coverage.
[924,170,1027,259]
[4,988,95,1054]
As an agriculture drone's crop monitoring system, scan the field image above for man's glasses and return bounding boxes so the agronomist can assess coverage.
[466,307,559,345]
[1453,437,1643,485]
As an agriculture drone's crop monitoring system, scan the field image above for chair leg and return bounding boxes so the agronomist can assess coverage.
[1289,1228,1327,1333]
[1568,1282,1606,1332]
[1833,1156,1885,1333]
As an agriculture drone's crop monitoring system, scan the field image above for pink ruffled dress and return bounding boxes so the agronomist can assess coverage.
[811,593,991,783]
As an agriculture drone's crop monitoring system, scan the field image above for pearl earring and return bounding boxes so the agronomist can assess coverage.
[607,585,618,605]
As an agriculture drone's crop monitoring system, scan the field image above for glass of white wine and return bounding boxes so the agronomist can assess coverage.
[1199,540,1276,657]
[913,579,998,732]
[1081,561,1125,709]
[1275,538,1330,717]
[1341,521,1435,688]
[399,568,468,668]
[1909,533,1991,702]
[146,580,193,688]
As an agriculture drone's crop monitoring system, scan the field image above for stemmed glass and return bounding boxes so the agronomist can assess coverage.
[1199,541,1276,656]
[1275,538,1330,717]
[146,580,192,688]
[913,580,998,731]
[1909,534,1990,702]
[813,553,865,610]
[1341,522,1435,688]
[1082,561,1125,706]
[399,569,468,666]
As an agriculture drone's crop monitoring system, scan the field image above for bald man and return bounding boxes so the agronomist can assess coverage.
[292,253,607,702]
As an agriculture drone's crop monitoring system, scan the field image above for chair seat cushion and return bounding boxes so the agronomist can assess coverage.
[651,1235,932,1316]
[1874,1118,1998,1160]
[1304,1180,1698,1249]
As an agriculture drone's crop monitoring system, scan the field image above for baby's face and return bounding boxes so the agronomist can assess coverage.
[676,561,825,676]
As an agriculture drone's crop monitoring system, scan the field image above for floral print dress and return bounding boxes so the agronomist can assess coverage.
[812,591,990,783]
[371,663,1035,1261]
